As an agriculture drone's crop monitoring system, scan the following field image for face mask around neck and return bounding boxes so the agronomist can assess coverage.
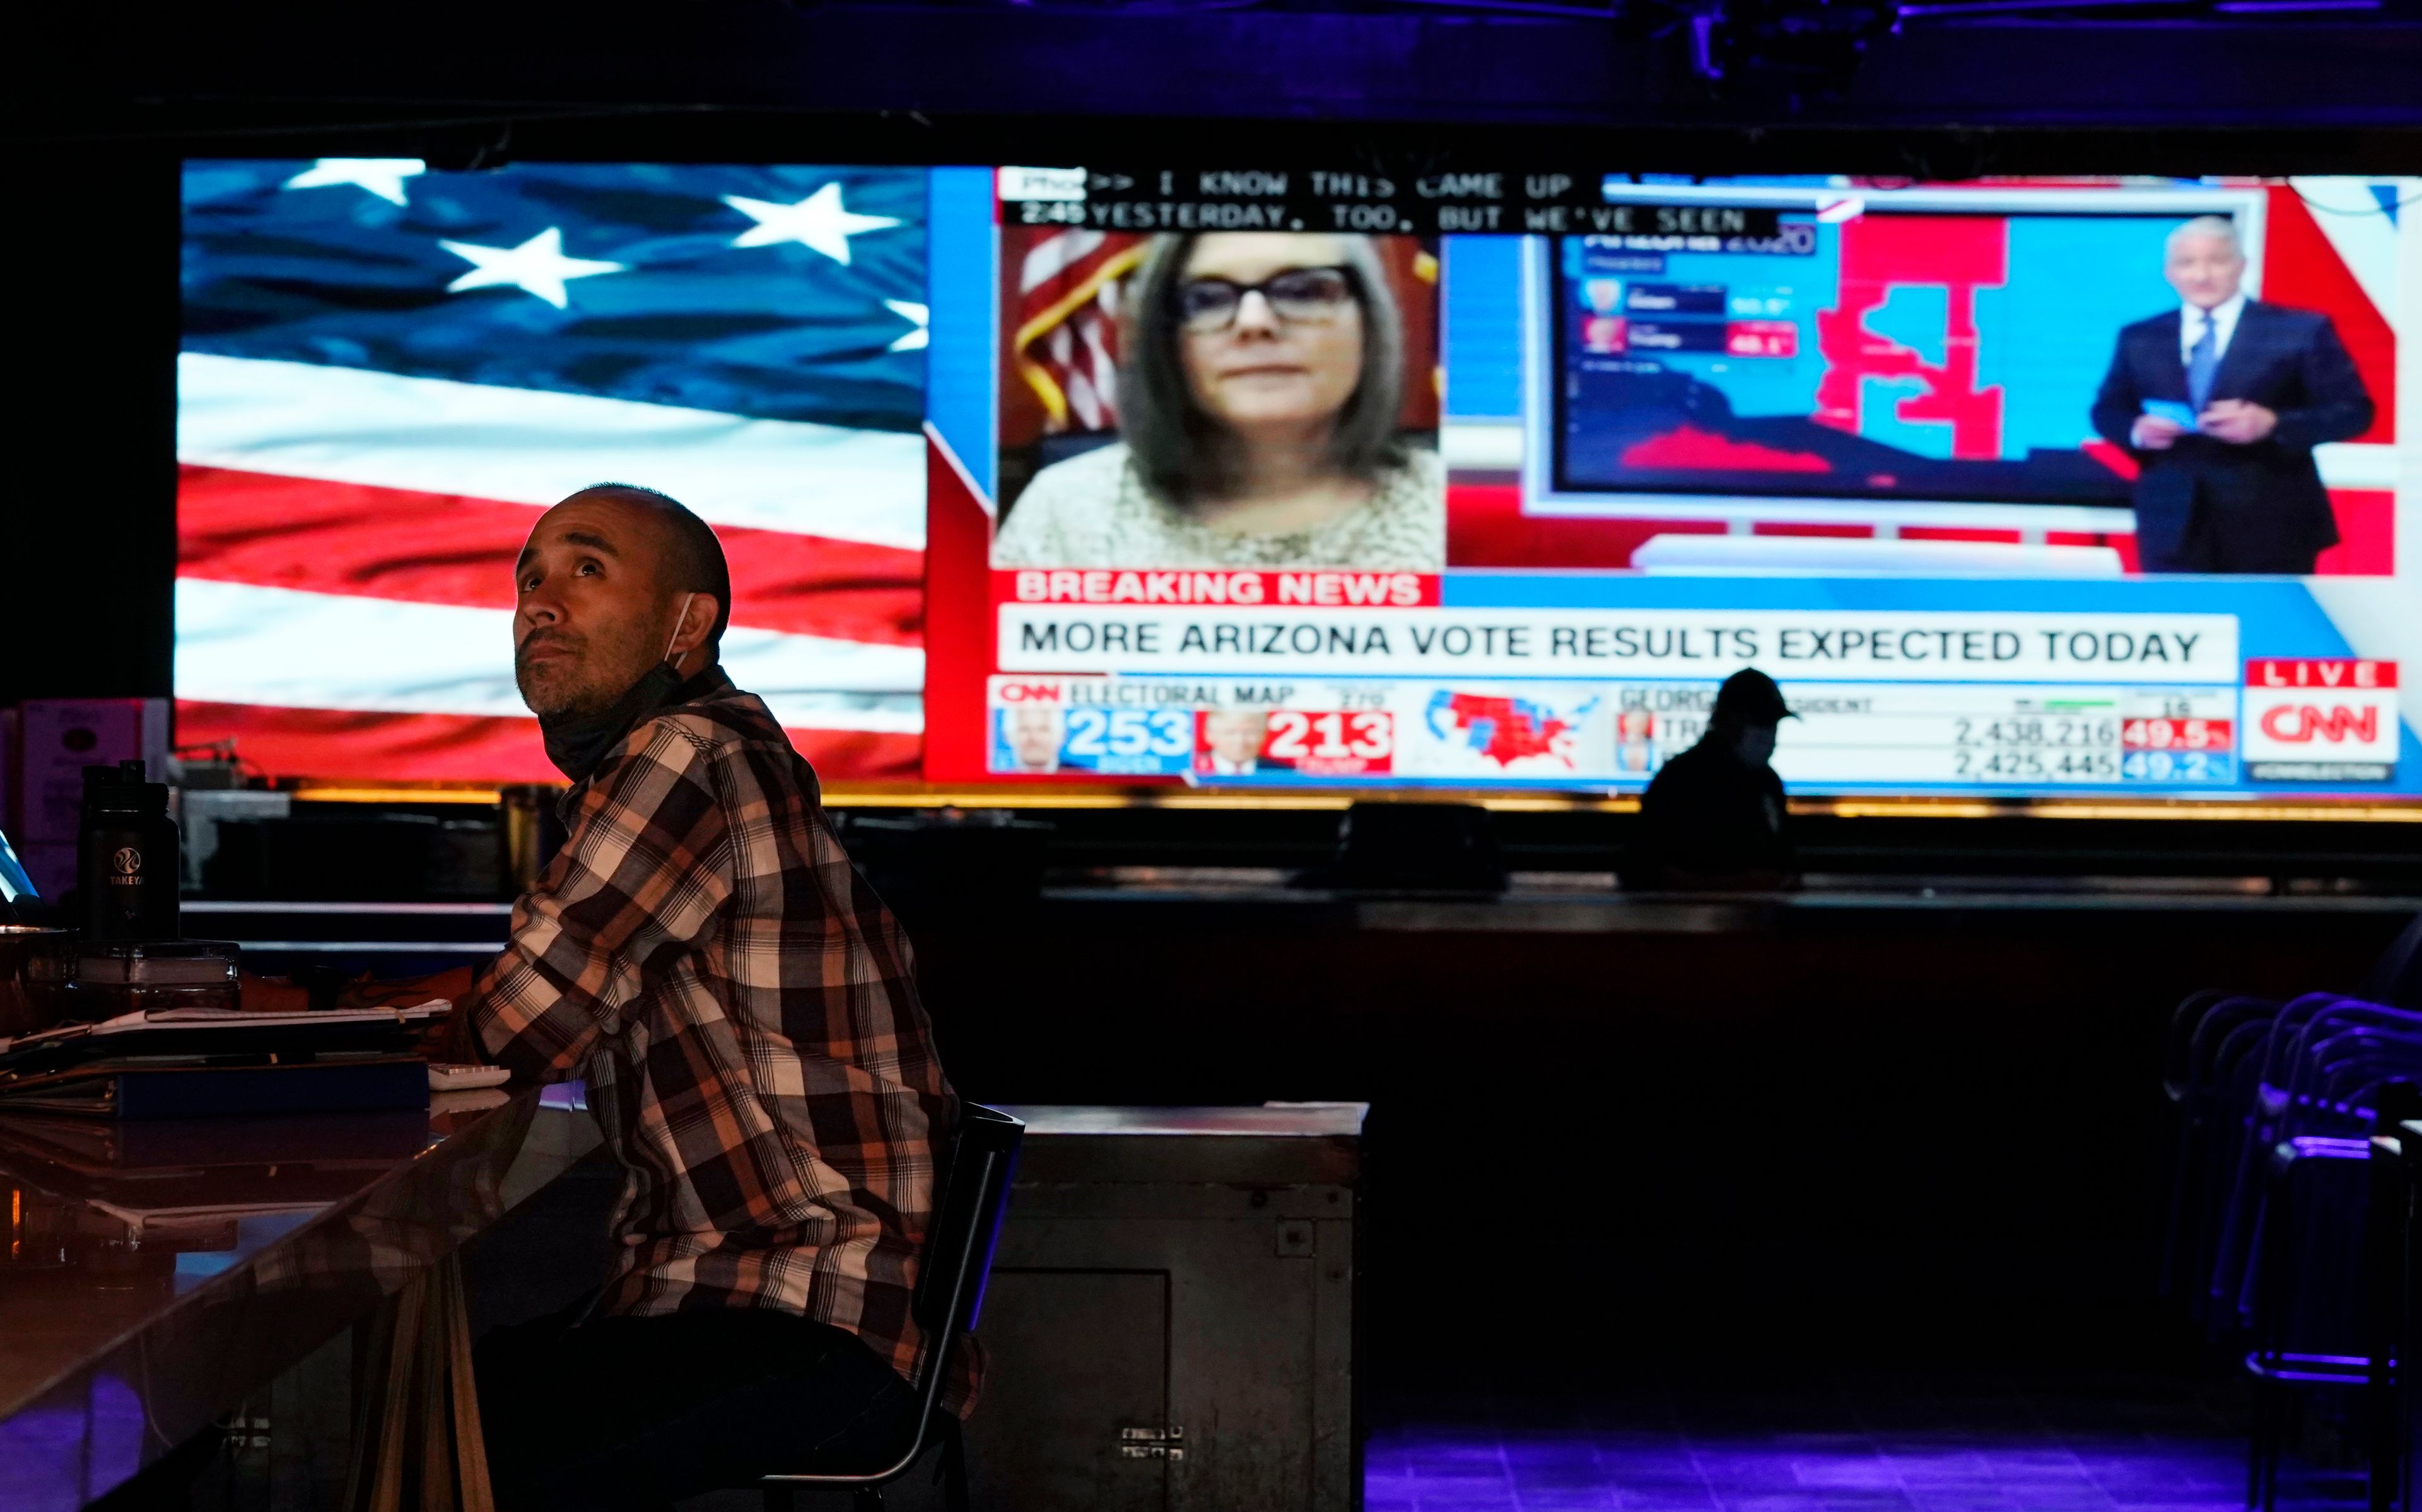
[537,595,703,784]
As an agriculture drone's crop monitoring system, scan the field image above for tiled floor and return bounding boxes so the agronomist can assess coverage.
[1366,1371,2365,1512]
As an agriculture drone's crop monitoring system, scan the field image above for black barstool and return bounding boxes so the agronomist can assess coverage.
[760,1103,1023,1512]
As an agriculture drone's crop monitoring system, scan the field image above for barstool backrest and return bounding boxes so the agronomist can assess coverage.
[913,1103,1024,1357]
[759,1102,1023,1508]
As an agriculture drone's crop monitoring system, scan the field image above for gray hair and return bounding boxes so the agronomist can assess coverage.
[1118,233,1407,508]
[2167,214,2244,259]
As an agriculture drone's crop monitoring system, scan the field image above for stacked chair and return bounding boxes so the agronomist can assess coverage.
[2162,986,2422,1510]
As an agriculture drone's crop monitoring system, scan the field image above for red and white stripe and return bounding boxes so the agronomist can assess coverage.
[1015,230,1138,436]
[175,354,927,781]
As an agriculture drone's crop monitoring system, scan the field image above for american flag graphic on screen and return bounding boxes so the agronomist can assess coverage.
[1011,228,1146,435]
[177,159,930,782]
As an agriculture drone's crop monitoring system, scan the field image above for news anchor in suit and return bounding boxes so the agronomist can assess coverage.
[2090,215,2373,575]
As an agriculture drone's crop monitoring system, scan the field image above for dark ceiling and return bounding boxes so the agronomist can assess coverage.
[13,0,2422,159]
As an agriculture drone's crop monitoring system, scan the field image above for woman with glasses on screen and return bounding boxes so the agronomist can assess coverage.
[993,231,1444,570]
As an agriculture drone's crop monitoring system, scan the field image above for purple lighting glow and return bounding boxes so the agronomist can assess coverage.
[1369,1373,2357,1512]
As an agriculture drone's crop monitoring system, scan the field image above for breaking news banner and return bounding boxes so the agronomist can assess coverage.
[983,610,2259,786]
[995,607,2241,682]
[1003,569,1436,608]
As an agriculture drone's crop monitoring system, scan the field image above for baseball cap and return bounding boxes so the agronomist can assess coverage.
[1711,668,1796,726]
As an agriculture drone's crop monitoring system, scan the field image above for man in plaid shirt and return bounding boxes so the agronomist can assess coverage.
[330,484,969,1509]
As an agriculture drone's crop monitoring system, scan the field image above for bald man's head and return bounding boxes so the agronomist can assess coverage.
[563,484,734,650]
[510,486,729,718]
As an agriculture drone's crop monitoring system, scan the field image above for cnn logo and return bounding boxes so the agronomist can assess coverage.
[2257,704,2380,745]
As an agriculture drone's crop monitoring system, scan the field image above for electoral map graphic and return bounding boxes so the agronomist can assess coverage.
[1412,686,1608,777]
[1557,212,2247,504]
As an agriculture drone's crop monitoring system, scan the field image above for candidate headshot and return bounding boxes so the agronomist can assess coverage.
[997,706,1064,774]
[993,232,1445,571]
[1196,707,1270,776]
[2089,214,2375,576]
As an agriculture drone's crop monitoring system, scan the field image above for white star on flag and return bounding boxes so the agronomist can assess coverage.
[438,227,628,309]
[283,158,427,206]
[722,183,901,265]
[884,300,930,352]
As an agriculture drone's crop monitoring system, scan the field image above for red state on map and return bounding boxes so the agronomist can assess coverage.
[1444,694,1574,765]
[1813,215,2008,460]
[1623,424,1833,473]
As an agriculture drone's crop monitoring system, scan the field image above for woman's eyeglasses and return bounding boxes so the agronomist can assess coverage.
[1176,267,1357,334]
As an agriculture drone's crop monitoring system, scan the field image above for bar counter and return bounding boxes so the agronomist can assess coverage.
[185,876,2422,978]
[0,1085,602,1510]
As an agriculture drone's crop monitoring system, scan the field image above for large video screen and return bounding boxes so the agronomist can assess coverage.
[177,162,2421,798]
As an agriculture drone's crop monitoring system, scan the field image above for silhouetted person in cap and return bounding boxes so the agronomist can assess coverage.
[1623,668,1799,892]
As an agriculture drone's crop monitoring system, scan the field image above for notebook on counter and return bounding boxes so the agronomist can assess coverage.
[0,1003,447,1119]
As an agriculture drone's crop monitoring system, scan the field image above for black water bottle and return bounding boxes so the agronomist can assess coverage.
[80,760,180,941]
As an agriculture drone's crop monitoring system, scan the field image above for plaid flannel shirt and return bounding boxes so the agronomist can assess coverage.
[459,680,975,1410]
